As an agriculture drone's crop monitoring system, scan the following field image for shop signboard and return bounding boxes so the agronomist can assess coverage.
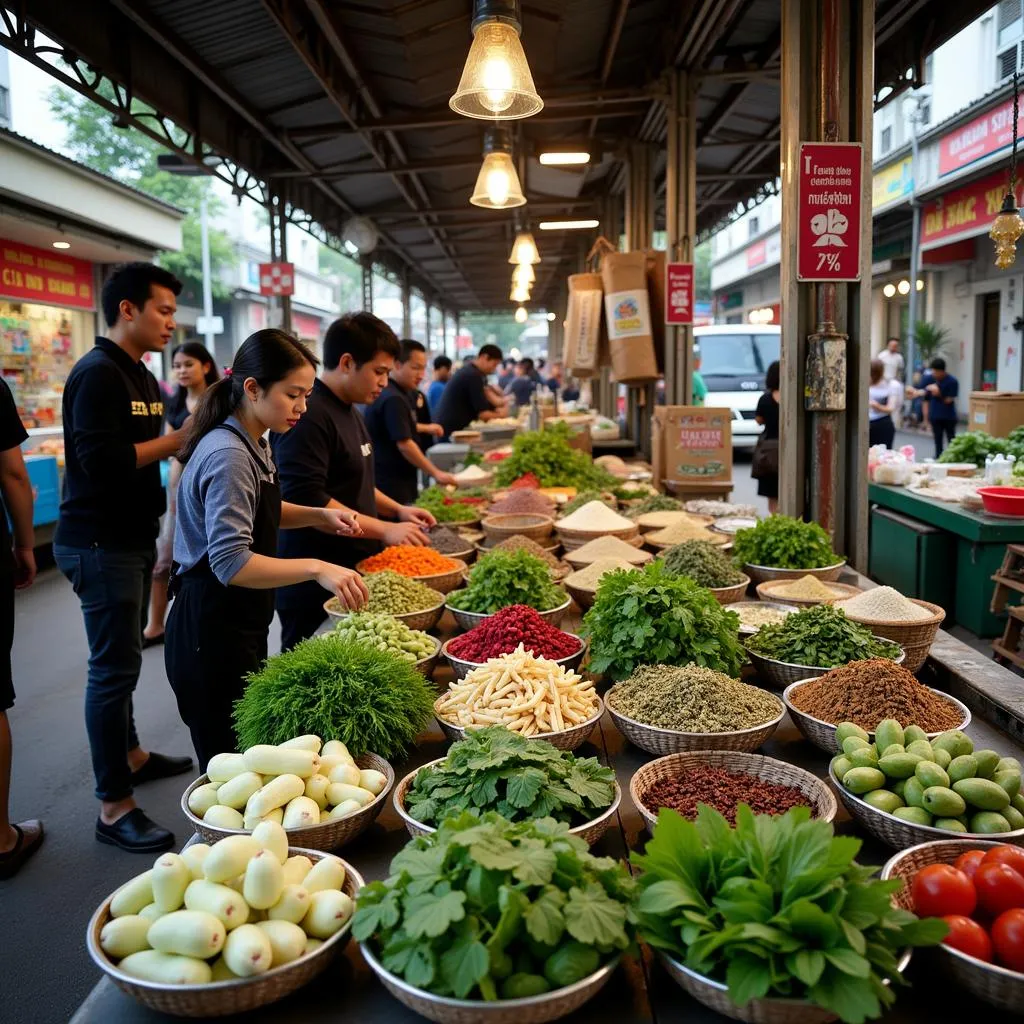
[939,96,1022,177]
[872,156,913,210]
[664,262,694,325]
[746,239,767,269]
[797,142,863,281]
[919,166,1022,250]
[258,261,295,296]
[0,239,93,310]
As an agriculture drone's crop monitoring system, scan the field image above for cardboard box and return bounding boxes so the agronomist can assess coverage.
[652,406,733,488]
[968,391,1024,438]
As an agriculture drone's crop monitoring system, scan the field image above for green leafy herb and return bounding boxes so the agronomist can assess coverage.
[353,813,636,1000]
[494,423,617,490]
[416,486,482,522]
[613,485,660,502]
[581,560,743,681]
[625,494,684,518]
[632,805,946,1024]
[662,540,746,588]
[447,548,565,614]
[745,604,901,668]
[732,515,840,570]
[937,430,1012,467]
[233,635,435,758]
[407,726,615,828]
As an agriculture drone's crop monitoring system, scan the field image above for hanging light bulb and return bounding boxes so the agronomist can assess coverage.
[883,283,896,298]
[897,279,910,295]
[512,262,535,286]
[992,71,1024,269]
[514,305,528,323]
[470,126,526,209]
[510,281,531,303]
[449,1,543,120]
[508,229,540,265]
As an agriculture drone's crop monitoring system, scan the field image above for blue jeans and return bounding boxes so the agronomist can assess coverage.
[54,545,154,802]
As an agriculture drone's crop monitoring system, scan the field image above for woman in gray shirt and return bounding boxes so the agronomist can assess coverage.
[165,329,367,768]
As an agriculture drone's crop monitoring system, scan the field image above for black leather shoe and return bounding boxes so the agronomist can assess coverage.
[96,809,174,853]
[130,752,194,787]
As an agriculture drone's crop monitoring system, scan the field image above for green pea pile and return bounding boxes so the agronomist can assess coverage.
[331,611,436,662]
[363,570,442,614]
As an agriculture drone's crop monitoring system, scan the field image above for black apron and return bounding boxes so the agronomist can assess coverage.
[165,424,281,770]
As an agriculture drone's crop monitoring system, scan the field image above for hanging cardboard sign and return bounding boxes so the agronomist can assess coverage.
[665,262,695,325]
[564,272,604,378]
[797,142,863,281]
[652,406,732,486]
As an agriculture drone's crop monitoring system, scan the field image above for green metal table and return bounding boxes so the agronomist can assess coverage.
[868,482,1024,636]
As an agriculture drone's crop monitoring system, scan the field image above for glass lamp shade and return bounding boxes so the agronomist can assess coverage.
[508,230,540,264]
[510,282,531,302]
[470,151,526,208]
[990,199,1024,270]
[514,305,528,323]
[511,263,535,286]
[449,21,543,120]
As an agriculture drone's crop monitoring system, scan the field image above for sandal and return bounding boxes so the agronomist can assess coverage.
[0,819,44,880]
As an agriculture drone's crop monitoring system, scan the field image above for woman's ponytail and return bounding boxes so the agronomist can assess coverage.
[177,375,244,463]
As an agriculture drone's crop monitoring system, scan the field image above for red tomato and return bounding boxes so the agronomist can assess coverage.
[954,850,986,882]
[974,862,1024,917]
[942,915,993,962]
[982,845,1024,878]
[911,864,977,918]
[992,908,1024,972]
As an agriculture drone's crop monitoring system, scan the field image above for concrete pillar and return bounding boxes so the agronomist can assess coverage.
[401,269,411,337]
[277,199,292,335]
[779,0,874,569]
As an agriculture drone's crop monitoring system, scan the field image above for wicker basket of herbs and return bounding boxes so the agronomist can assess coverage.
[658,540,750,604]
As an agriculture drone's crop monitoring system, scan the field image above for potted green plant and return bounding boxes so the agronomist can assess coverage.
[911,321,951,365]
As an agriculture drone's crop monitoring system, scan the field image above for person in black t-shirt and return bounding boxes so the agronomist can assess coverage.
[504,357,538,409]
[273,313,437,648]
[753,359,781,514]
[365,340,457,505]
[145,342,218,648]
[54,263,194,854]
[0,379,41,879]
[434,344,508,437]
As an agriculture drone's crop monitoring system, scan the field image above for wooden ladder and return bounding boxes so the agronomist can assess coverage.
[991,544,1024,667]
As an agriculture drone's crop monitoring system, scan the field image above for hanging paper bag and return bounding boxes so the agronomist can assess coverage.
[565,272,605,378]
[601,251,659,384]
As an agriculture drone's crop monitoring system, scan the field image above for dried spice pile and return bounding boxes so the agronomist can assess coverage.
[358,546,459,576]
[788,658,964,731]
[767,575,844,601]
[640,766,810,824]
[609,664,781,732]
[447,604,581,662]
[486,534,563,570]
[662,540,746,588]
[488,490,555,516]
[426,525,471,554]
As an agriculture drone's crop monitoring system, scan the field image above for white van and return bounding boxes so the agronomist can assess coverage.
[694,324,780,448]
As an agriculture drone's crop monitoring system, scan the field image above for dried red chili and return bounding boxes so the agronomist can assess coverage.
[447,604,581,662]
[640,766,810,824]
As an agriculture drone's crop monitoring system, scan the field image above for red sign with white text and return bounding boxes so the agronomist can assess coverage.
[939,97,1022,177]
[0,239,94,309]
[919,166,1022,250]
[259,261,295,296]
[665,262,694,325]
[746,240,767,269]
[797,142,863,281]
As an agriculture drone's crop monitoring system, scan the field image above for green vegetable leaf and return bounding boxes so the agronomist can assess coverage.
[726,953,773,1006]
[404,889,467,938]
[506,767,547,808]
[440,938,490,999]
[351,889,402,941]
[564,883,628,947]
[512,840,557,886]
[636,879,704,916]
[824,949,871,979]
[809,970,881,1024]
[523,886,566,946]
[787,949,826,988]
[404,946,437,989]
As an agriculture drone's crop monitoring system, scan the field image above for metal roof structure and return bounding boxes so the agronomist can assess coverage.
[1,0,994,312]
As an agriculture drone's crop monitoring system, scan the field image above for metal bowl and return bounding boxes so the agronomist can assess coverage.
[742,560,847,584]
[744,641,905,689]
[444,592,571,633]
[87,848,364,1018]
[440,634,587,680]
[724,600,800,637]
[360,943,620,1024]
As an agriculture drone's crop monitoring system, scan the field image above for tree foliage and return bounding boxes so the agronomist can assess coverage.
[47,83,234,304]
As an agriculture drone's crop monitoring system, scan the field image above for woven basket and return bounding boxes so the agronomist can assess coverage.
[629,750,838,833]
[180,753,394,851]
[754,580,862,608]
[360,945,620,1024]
[725,600,800,636]
[828,763,1024,850]
[355,556,468,595]
[323,595,445,631]
[835,599,946,673]
[433,696,604,752]
[635,511,715,533]
[482,513,555,542]
[564,580,599,609]
[881,840,1024,1012]
[606,686,784,757]
[745,642,905,690]
[453,470,494,488]
[393,760,621,847]
[782,678,972,755]
[645,530,730,551]
[743,561,847,584]
[415,636,442,679]
[563,544,652,569]
[445,592,571,633]
[86,848,364,1018]
[478,535,561,555]
[556,521,639,544]
[657,948,911,1024]
[440,634,586,680]
[706,576,751,605]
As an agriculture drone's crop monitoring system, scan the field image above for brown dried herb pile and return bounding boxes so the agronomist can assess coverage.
[488,490,556,516]
[788,658,963,731]
[487,534,563,570]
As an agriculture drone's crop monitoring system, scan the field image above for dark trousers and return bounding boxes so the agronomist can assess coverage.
[869,414,895,449]
[277,598,328,652]
[54,544,153,802]
[932,419,956,459]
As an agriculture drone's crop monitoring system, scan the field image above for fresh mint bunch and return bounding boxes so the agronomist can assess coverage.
[732,515,839,570]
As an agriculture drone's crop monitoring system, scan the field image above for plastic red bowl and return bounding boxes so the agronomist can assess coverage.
[977,486,1024,516]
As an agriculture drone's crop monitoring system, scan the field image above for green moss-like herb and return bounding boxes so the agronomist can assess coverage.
[732,514,839,570]
[233,635,435,759]
[662,540,746,587]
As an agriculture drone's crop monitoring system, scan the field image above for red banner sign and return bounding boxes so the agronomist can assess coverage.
[259,261,295,296]
[797,142,863,281]
[939,97,1022,177]
[919,167,1020,249]
[0,239,94,309]
[664,262,694,325]
[746,239,767,269]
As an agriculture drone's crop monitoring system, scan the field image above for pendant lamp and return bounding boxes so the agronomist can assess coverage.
[470,126,526,209]
[508,229,540,265]
[514,305,528,323]
[991,71,1024,269]
[511,262,535,286]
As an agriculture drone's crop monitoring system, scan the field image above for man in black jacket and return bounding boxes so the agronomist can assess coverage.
[54,263,193,853]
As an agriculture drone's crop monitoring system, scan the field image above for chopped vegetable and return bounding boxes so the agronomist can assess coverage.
[358,546,459,577]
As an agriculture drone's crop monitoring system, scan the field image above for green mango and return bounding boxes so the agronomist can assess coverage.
[973,750,1001,779]
[878,753,922,779]
[835,722,870,748]
[893,806,932,826]
[1012,793,1024,814]
[843,735,872,756]
[903,778,926,808]
[993,771,1022,801]
[968,811,1012,834]
[933,730,972,758]
[906,740,935,761]
[947,755,978,784]
[922,787,967,818]
[863,790,904,814]
[1003,805,1024,831]
[903,725,928,746]
[933,818,968,833]
[843,767,886,795]
[880,744,906,759]
[830,755,854,779]
[933,748,952,770]
[874,720,905,752]
[997,757,1022,774]
[849,747,879,769]
[953,778,1011,812]
[890,778,908,799]
[915,761,950,790]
